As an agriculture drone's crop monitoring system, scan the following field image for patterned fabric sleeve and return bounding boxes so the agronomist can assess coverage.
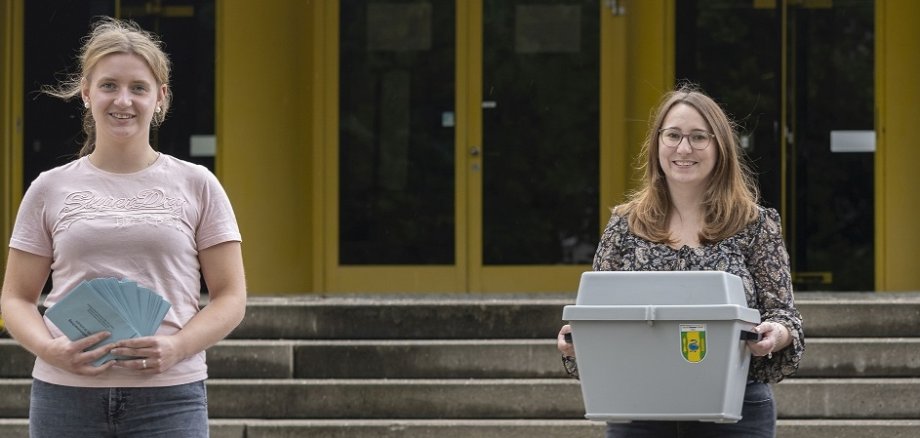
[746,208,806,383]
[592,213,622,272]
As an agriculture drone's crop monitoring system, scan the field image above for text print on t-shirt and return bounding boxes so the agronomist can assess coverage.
[58,189,189,231]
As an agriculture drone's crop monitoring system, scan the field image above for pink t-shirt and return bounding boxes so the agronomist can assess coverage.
[9,154,242,387]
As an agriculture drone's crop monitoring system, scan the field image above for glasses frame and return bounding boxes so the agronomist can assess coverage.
[658,128,715,150]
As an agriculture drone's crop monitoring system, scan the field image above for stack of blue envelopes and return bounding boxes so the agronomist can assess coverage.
[45,278,171,366]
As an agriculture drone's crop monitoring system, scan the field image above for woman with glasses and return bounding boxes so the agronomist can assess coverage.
[557,84,804,437]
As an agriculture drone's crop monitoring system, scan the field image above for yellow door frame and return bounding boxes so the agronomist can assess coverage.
[0,0,24,271]
[322,1,465,293]
[469,0,626,292]
[468,0,588,293]
[462,0,481,292]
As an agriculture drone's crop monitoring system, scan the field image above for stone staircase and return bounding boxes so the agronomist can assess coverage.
[2,292,920,437]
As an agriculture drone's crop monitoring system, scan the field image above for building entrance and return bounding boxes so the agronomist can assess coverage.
[332,0,607,292]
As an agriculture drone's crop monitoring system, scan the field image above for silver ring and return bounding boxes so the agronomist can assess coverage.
[142,359,147,369]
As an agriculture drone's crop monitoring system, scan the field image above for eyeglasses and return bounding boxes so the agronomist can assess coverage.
[659,128,715,150]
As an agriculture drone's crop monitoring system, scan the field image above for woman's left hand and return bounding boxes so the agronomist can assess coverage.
[110,335,185,373]
[747,321,791,358]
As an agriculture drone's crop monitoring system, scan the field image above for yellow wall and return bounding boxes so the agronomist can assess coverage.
[875,0,920,291]
[216,1,316,294]
[599,4,628,213]
[0,0,23,273]
[3,0,912,293]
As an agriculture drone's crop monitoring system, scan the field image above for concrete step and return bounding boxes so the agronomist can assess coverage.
[5,338,920,379]
[3,418,920,438]
[795,338,920,377]
[232,295,571,339]
[209,339,567,379]
[232,293,920,339]
[795,293,920,337]
[2,378,919,420]
[0,339,568,379]
[3,294,918,436]
[210,338,920,379]
[776,420,920,438]
[8,293,919,340]
[205,377,920,421]
[216,419,920,438]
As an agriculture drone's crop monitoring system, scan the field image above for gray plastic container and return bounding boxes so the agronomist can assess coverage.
[562,271,760,423]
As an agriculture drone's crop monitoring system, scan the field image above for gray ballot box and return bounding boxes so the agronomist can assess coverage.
[562,271,761,423]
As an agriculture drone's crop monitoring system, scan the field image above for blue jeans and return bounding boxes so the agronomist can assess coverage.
[29,379,209,438]
[605,381,776,438]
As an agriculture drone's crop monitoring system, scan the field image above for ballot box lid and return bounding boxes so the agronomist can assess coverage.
[574,271,747,306]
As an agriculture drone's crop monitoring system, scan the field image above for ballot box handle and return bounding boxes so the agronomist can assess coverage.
[739,330,762,341]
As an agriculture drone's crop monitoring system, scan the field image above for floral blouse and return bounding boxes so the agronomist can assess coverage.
[579,206,804,383]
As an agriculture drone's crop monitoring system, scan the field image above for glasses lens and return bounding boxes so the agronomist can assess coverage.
[689,131,711,149]
[661,129,682,147]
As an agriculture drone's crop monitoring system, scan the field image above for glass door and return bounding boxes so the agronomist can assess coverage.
[474,0,600,291]
[332,0,605,292]
[335,0,463,291]
[675,0,875,291]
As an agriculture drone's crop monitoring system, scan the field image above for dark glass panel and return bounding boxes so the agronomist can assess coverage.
[339,0,456,264]
[481,0,600,265]
[790,1,874,290]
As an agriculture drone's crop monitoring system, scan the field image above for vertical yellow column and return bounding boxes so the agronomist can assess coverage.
[0,0,23,250]
[623,0,674,188]
[875,0,920,291]
[0,0,24,331]
[600,1,629,215]
[216,1,315,294]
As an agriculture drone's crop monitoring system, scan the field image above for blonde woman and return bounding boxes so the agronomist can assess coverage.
[1,17,245,437]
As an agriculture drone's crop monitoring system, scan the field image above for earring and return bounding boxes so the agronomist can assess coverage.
[155,106,161,113]
[84,101,90,109]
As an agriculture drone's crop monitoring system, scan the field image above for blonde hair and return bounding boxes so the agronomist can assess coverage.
[616,84,760,244]
[43,17,172,156]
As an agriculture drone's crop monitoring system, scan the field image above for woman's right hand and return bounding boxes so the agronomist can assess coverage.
[1,249,115,374]
[557,324,575,357]
[40,331,116,376]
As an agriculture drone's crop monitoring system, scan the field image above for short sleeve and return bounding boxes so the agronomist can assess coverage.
[9,174,54,257]
[195,170,242,250]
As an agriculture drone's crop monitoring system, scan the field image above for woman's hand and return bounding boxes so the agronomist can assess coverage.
[111,335,184,374]
[557,324,575,357]
[747,321,791,358]
[39,331,116,376]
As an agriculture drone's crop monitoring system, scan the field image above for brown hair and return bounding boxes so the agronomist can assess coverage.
[615,84,760,244]
[43,17,172,156]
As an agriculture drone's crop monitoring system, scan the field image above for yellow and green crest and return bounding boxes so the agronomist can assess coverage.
[680,324,707,363]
